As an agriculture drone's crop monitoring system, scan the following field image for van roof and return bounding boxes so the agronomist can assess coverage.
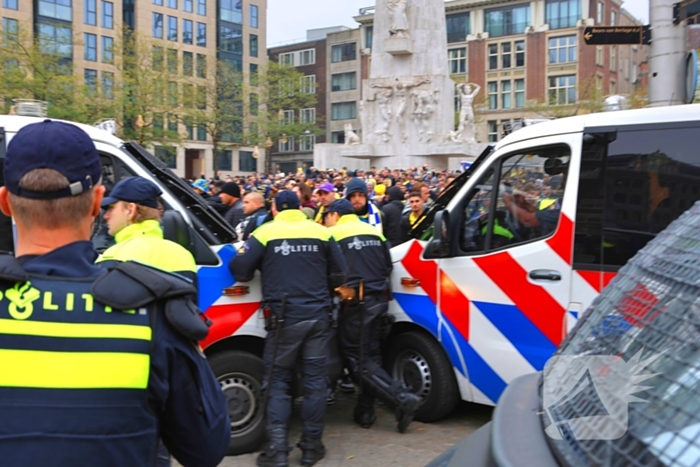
[497,104,700,149]
[0,115,124,148]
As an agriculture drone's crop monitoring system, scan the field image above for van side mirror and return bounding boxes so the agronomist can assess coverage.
[162,210,194,252]
[429,210,451,258]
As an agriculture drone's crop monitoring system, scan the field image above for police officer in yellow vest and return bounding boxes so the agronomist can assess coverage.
[0,120,230,466]
[324,199,421,433]
[97,176,197,284]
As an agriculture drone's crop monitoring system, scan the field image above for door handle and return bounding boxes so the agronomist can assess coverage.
[529,270,562,281]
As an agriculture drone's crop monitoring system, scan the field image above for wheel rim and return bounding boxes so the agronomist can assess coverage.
[392,349,432,399]
[218,372,263,436]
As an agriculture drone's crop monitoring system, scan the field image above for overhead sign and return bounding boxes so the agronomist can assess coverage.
[674,0,700,24]
[583,26,651,45]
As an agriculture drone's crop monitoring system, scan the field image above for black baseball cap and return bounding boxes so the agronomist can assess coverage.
[275,190,300,212]
[101,177,162,209]
[327,199,355,215]
[5,120,102,199]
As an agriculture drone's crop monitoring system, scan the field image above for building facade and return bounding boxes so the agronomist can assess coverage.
[0,0,267,178]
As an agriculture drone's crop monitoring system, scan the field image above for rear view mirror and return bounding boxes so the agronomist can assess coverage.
[429,210,451,258]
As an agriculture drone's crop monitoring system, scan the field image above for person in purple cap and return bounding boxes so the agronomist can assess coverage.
[0,120,229,467]
[313,181,337,224]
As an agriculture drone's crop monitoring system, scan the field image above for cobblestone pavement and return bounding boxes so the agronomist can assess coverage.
[184,391,493,467]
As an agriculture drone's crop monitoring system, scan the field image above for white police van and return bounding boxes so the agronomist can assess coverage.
[1,104,699,454]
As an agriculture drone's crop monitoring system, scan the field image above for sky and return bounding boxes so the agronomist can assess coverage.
[267,0,650,46]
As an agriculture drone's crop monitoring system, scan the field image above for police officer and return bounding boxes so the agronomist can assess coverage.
[97,176,197,283]
[324,199,421,433]
[0,120,230,466]
[230,191,347,467]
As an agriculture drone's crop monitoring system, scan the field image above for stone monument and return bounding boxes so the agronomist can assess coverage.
[314,0,487,170]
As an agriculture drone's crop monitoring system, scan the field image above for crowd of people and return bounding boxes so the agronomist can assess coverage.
[186,165,460,245]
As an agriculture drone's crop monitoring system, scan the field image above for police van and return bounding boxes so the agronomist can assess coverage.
[1,104,699,454]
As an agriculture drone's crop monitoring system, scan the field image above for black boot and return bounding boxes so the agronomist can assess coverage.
[353,404,377,429]
[297,437,325,467]
[395,390,422,434]
[257,427,290,467]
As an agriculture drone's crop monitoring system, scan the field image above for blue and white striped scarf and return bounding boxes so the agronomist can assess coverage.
[359,202,383,234]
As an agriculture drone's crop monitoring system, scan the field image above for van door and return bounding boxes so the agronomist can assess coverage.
[436,133,582,405]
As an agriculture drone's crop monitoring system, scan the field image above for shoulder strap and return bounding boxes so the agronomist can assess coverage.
[92,262,209,341]
[0,254,29,284]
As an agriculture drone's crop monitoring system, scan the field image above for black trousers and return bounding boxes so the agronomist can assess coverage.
[339,294,393,410]
[264,317,329,440]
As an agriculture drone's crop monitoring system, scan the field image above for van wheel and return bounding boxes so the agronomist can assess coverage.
[388,331,459,422]
[208,350,266,455]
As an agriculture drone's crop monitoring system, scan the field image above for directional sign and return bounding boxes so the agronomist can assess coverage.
[583,26,651,45]
[674,0,700,24]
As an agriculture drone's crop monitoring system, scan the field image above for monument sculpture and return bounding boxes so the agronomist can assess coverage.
[344,124,361,145]
[314,0,487,170]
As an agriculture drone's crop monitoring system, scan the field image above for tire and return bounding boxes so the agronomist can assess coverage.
[388,331,460,422]
[208,350,266,456]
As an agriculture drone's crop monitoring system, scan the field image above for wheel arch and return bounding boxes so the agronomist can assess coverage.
[204,335,265,360]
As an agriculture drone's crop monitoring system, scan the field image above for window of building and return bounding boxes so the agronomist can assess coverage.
[167,48,177,73]
[501,42,512,68]
[167,81,178,106]
[102,1,113,28]
[3,18,18,43]
[38,0,72,21]
[214,150,231,170]
[153,45,164,71]
[249,93,258,115]
[331,43,357,63]
[448,48,467,74]
[515,79,525,108]
[501,80,512,109]
[84,0,97,25]
[597,2,604,24]
[487,120,499,142]
[488,40,525,70]
[278,137,294,152]
[281,110,294,125]
[331,72,357,91]
[331,131,345,144]
[197,124,206,141]
[548,75,577,104]
[102,36,113,63]
[155,146,177,169]
[182,84,194,108]
[250,63,258,86]
[84,69,97,91]
[183,19,193,44]
[300,135,315,152]
[238,151,255,172]
[331,102,357,120]
[545,0,580,29]
[167,16,177,41]
[488,81,498,109]
[596,74,603,93]
[197,0,205,15]
[485,4,531,37]
[548,35,576,63]
[197,22,206,46]
[102,71,114,99]
[219,24,241,53]
[298,48,315,66]
[221,0,243,24]
[610,80,616,94]
[250,4,258,28]
[279,52,294,66]
[611,10,617,25]
[446,12,470,43]
[301,75,316,94]
[153,0,162,4]
[167,0,176,8]
[153,13,163,39]
[250,34,258,57]
[3,0,18,9]
[610,45,617,71]
[196,85,206,109]
[365,26,373,50]
[183,51,193,75]
[515,40,525,66]
[38,23,72,58]
[196,53,206,78]
[596,45,603,66]
[300,108,316,123]
[84,33,97,61]
[184,0,192,12]
[488,44,498,70]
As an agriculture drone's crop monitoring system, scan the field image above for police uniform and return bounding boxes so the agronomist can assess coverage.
[96,177,197,284]
[229,191,347,467]
[326,200,420,433]
[0,120,230,467]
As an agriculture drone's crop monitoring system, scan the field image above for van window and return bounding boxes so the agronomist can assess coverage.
[574,124,700,270]
[458,146,571,254]
[92,153,136,252]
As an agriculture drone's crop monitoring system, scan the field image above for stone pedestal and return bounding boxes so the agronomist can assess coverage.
[385,37,413,55]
